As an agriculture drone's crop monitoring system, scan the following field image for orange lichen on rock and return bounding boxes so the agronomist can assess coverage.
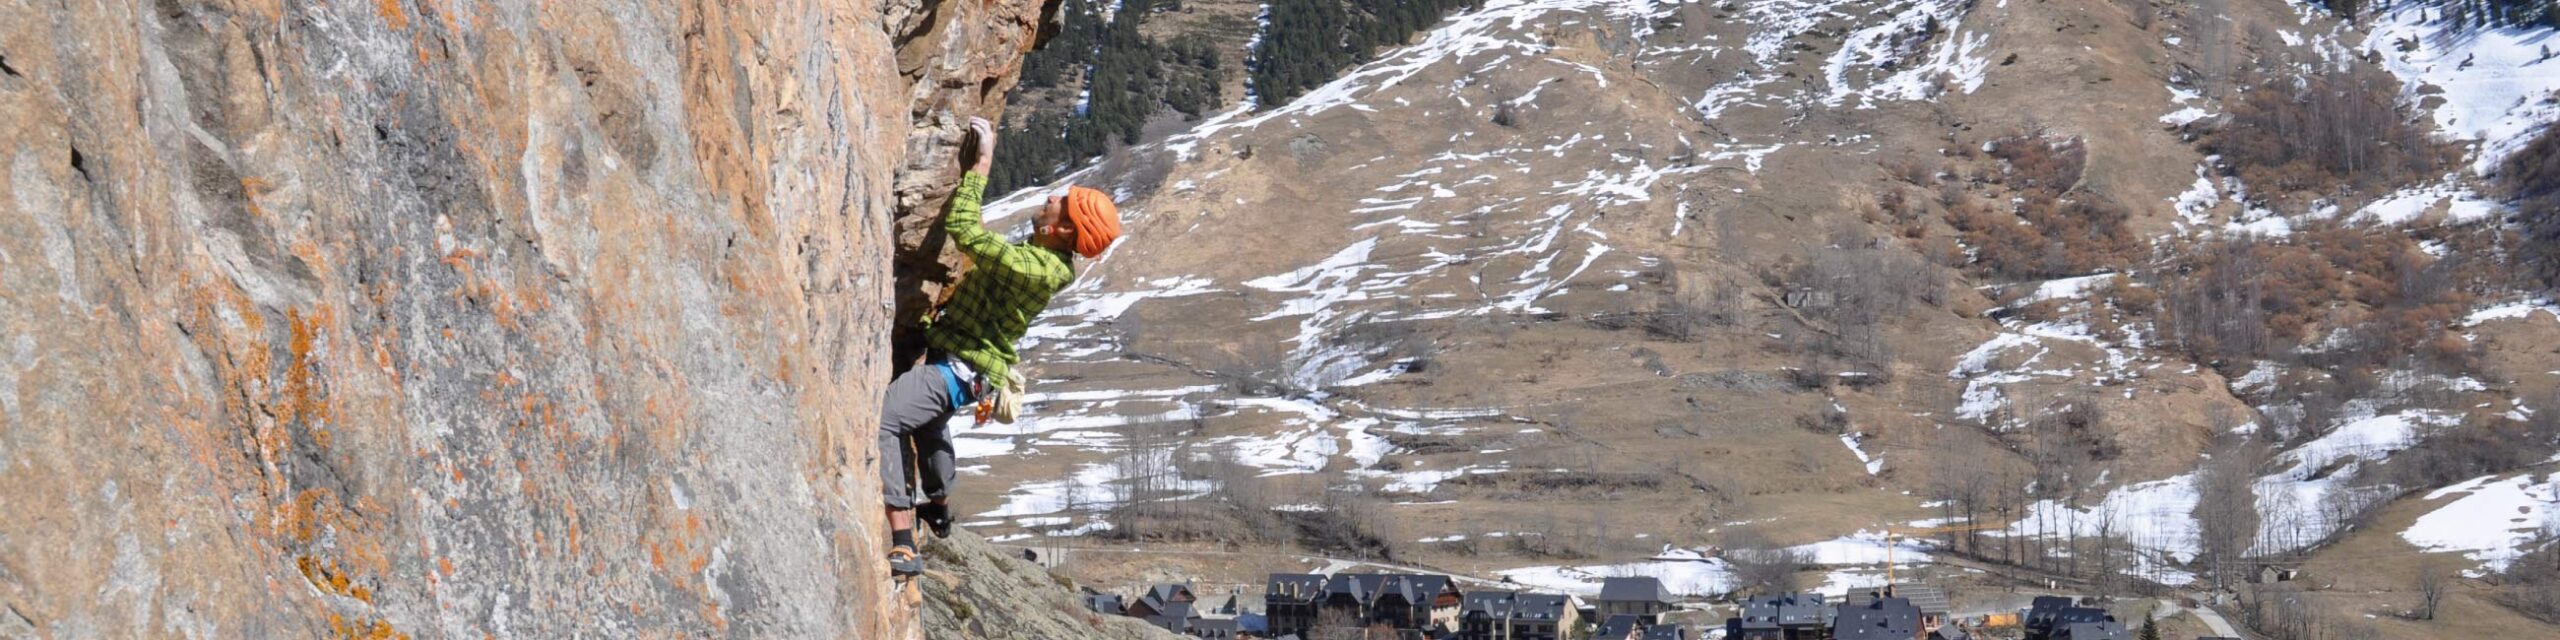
[328,612,408,640]
[376,0,406,30]
[276,488,328,542]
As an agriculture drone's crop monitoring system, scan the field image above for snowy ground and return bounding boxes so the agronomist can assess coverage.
[1496,531,1933,597]
[2363,5,2560,172]
[2402,471,2560,575]
[2251,409,2462,555]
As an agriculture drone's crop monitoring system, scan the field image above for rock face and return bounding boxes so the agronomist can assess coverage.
[918,530,1180,640]
[885,0,1061,369]
[0,0,1044,637]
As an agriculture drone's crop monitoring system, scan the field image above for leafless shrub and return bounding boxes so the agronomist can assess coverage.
[2197,435,2268,590]
[1795,401,1850,435]
[1330,316,1438,379]
[1437,471,1665,500]
[1877,187,1921,224]
[2190,0,2233,98]
[2125,0,2156,31]
[2238,585,2381,640]
[2156,238,2285,366]
[2413,555,2451,620]
[1945,138,2139,278]
[1788,226,1941,364]
[1936,180,1966,207]
[2388,405,2560,490]
[2160,221,2475,371]
[2203,67,2446,202]
[2502,124,2560,290]
[1783,358,1831,391]
[1641,275,1740,342]
[2022,399,2119,481]
[1886,156,1937,185]
[2498,513,2560,622]
[1500,509,1606,560]
[1721,526,1812,597]
[1987,133,2086,195]
[1272,474,1400,560]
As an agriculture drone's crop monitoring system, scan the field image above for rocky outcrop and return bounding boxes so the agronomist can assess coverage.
[885,0,1062,368]
[919,530,1180,640]
[0,0,1044,637]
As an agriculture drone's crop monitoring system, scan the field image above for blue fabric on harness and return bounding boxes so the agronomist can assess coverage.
[934,357,975,412]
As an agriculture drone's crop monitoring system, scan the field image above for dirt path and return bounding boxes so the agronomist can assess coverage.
[2156,598,2242,637]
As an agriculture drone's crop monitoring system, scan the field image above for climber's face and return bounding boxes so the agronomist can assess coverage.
[1034,195,1075,246]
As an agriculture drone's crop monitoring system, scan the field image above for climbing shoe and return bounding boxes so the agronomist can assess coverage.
[887,545,924,577]
[919,502,953,539]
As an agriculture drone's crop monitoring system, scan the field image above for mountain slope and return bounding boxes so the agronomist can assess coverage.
[953,1,2560,631]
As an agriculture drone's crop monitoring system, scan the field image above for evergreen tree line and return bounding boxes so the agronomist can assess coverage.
[992,0,1224,196]
[2447,0,2560,27]
[2323,0,2559,28]
[1248,0,1485,107]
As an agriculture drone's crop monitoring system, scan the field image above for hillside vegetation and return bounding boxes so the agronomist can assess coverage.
[958,1,2560,638]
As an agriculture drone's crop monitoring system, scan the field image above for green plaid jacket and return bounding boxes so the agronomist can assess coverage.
[923,172,1075,385]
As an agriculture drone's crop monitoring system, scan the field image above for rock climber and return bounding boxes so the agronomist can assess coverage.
[883,116,1121,577]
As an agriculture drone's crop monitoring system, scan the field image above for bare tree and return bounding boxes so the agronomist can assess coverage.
[2159,238,2276,365]
[1721,526,1811,597]
[1790,224,1941,365]
[1310,606,1374,640]
[1924,435,1999,555]
[2089,503,2127,599]
[2413,555,2450,621]
[1108,419,1183,539]
[2188,0,2232,98]
[2196,436,2266,590]
[1649,272,1736,342]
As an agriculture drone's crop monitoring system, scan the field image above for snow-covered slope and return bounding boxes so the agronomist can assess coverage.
[952,0,2560,598]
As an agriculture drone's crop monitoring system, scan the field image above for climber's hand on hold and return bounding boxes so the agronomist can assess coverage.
[967,117,996,175]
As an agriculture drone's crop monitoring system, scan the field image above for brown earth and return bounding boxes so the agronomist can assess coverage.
[946,1,2560,637]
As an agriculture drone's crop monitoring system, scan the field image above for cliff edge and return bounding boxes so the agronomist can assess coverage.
[919,530,1180,640]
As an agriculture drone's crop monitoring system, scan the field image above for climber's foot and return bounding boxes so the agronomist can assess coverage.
[919,501,953,539]
[888,545,924,577]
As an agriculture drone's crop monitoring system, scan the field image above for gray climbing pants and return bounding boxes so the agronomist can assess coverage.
[879,358,976,510]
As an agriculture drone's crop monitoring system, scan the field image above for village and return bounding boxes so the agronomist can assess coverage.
[1070,567,2244,640]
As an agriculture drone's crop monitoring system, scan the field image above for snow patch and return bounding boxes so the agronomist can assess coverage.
[2403,472,2560,574]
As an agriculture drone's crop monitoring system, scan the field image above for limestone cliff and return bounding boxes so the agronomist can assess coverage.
[918,530,1178,640]
[885,0,1062,369]
[0,0,1046,637]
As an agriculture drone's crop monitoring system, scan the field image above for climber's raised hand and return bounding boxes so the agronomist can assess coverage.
[966,117,996,175]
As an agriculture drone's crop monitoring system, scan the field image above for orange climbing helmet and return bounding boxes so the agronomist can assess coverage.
[1062,186,1121,259]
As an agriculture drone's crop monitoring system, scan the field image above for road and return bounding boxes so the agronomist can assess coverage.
[2156,598,2243,637]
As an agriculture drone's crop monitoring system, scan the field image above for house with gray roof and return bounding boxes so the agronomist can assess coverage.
[1594,577,1679,623]
[1264,573,1327,638]
[1833,593,1922,640]
[1726,591,1832,640]
[2053,620,2129,640]
[1083,591,1126,616]
[1458,591,1578,640]
[1596,614,1647,640]
[1848,586,1952,636]
[2023,597,2114,640]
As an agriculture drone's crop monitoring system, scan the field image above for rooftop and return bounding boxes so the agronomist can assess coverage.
[1598,576,1678,604]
